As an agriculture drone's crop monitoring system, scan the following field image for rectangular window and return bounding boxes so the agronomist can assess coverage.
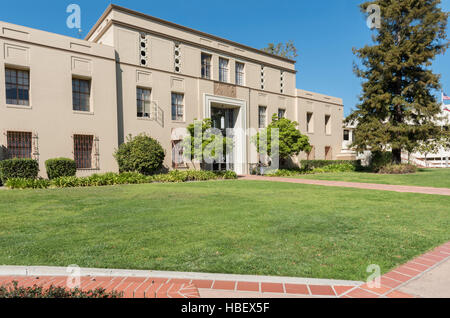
[172,140,185,168]
[235,62,245,85]
[74,134,93,169]
[278,109,286,119]
[5,68,30,106]
[72,78,91,112]
[325,115,331,135]
[258,106,267,129]
[219,58,229,83]
[137,88,151,118]
[7,131,32,159]
[344,129,350,141]
[171,93,184,121]
[201,53,212,79]
[307,112,314,133]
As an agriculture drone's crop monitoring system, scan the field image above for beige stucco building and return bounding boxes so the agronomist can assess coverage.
[0,4,346,177]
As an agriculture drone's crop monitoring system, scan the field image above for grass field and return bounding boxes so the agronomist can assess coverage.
[291,168,450,188]
[0,180,449,281]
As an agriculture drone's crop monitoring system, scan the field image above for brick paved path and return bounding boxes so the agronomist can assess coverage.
[0,242,448,298]
[241,175,450,196]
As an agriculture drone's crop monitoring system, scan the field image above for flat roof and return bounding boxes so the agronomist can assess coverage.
[85,4,297,64]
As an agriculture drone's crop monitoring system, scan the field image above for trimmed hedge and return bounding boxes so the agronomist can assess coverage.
[378,164,417,175]
[300,160,361,171]
[267,163,356,177]
[5,170,238,189]
[45,158,77,179]
[0,159,39,184]
[0,281,122,298]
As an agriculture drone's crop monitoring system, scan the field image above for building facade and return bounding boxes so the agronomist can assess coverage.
[0,5,346,177]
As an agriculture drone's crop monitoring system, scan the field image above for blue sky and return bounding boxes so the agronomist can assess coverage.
[0,0,448,116]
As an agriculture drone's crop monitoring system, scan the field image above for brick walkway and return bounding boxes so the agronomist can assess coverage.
[0,242,448,298]
[241,175,450,196]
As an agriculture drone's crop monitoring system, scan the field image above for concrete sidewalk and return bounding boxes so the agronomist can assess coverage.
[241,175,450,196]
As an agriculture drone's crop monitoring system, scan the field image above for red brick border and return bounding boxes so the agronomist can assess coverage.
[0,242,448,298]
[0,276,200,299]
[342,241,450,298]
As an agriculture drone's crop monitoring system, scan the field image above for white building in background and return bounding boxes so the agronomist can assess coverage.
[342,96,450,168]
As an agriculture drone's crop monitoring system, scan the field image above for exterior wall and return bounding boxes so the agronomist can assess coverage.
[0,5,347,178]
[0,21,119,177]
[296,89,344,161]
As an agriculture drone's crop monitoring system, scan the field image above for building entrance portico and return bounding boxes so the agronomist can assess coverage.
[204,94,248,175]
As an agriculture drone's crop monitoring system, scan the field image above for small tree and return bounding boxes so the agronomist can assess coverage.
[182,119,234,169]
[114,134,165,175]
[253,114,311,167]
[262,41,298,59]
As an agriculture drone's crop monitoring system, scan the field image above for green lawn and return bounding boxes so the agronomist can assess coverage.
[0,180,449,281]
[291,168,450,189]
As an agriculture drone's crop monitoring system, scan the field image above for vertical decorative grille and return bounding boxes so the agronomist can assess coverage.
[7,131,32,159]
[74,134,94,169]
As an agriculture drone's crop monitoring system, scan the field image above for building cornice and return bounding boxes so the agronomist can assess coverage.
[85,4,297,65]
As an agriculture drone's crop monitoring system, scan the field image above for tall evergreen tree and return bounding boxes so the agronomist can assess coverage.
[348,0,449,163]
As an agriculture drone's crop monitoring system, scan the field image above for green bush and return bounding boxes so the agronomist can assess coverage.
[5,178,51,190]
[314,163,356,173]
[378,164,417,174]
[300,160,361,171]
[45,158,77,179]
[370,151,393,172]
[0,281,122,298]
[114,134,166,175]
[0,159,39,184]
[6,170,238,189]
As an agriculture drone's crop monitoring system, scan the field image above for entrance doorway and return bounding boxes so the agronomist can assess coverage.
[210,105,236,171]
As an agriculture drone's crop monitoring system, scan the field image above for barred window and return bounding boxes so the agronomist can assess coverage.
[137,88,151,118]
[258,106,267,129]
[171,93,184,121]
[235,62,245,86]
[74,134,93,169]
[172,140,185,168]
[201,53,211,79]
[72,78,91,112]
[219,58,229,83]
[7,131,32,159]
[5,68,30,106]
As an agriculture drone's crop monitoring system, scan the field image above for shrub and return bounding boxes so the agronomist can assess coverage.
[300,160,361,171]
[0,281,122,298]
[5,170,238,189]
[0,159,39,184]
[378,164,417,174]
[114,134,165,175]
[370,151,393,172]
[316,163,356,173]
[5,178,51,190]
[45,158,77,180]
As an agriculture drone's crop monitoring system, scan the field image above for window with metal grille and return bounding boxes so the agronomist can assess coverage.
[172,140,185,168]
[72,78,91,112]
[235,62,245,86]
[171,93,184,121]
[258,106,267,129]
[74,135,93,169]
[219,58,229,83]
[137,88,151,118]
[5,68,30,106]
[7,131,32,159]
[201,53,212,79]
